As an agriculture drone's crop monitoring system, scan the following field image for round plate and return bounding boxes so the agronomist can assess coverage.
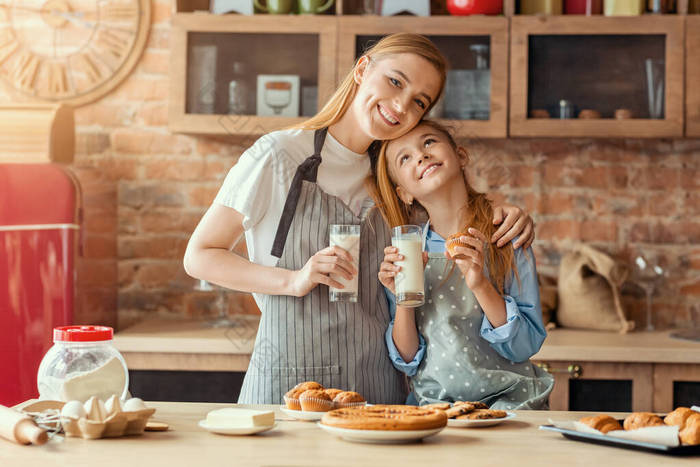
[280,406,326,421]
[198,420,276,435]
[447,411,516,428]
[317,422,445,444]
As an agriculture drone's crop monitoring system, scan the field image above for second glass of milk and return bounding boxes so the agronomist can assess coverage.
[329,224,361,302]
[391,225,425,307]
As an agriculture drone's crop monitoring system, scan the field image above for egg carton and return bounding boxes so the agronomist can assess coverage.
[22,395,155,440]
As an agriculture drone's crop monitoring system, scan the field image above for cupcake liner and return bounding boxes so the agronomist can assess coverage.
[283,396,301,411]
[298,396,334,412]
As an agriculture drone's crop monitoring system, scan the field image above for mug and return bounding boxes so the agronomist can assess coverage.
[255,0,295,14]
[298,0,335,14]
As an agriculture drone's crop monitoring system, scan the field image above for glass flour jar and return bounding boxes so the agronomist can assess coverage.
[37,326,129,402]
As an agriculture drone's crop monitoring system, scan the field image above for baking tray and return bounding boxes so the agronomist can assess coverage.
[539,424,700,456]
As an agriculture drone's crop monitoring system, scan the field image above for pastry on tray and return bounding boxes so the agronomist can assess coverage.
[333,391,366,408]
[579,415,622,434]
[679,413,700,445]
[623,412,665,431]
[664,407,696,428]
[324,388,343,400]
[283,388,306,411]
[320,405,447,431]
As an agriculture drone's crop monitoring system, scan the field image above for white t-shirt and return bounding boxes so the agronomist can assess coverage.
[214,128,371,268]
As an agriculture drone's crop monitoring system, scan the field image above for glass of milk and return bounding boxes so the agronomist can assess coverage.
[329,224,361,302]
[391,225,425,307]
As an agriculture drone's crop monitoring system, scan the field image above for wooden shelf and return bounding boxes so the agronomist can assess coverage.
[687,15,700,136]
[510,15,684,138]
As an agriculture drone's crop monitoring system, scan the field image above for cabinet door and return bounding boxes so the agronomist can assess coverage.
[535,361,653,412]
[169,14,338,135]
[653,363,700,413]
[337,16,509,138]
[510,16,684,138]
[687,16,700,137]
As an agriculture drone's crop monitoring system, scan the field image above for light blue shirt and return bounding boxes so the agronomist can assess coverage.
[385,225,547,377]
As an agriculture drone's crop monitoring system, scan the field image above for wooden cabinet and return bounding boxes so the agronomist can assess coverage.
[534,360,653,411]
[168,14,337,135]
[168,7,697,137]
[510,16,684,138]
[337,16,509,138]
[653,363,700,412]
[686,16,700,137]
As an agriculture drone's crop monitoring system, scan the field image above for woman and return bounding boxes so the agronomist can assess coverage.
[183,33,535,404]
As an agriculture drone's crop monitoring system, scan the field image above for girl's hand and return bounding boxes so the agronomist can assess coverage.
[291,246,357,297]
[379,246,429,295]
[491,204,535,249]
[447,228,488,291]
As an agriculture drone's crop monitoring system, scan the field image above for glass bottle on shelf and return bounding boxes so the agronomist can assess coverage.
[521,0,563,14]
[228,61,253,115]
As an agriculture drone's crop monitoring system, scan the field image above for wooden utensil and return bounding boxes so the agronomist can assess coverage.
[0,404,48,445]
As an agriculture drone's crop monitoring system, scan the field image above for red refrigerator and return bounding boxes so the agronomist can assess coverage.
[0,164,81,406]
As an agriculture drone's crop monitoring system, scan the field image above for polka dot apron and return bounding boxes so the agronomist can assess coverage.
[411,252,554,409]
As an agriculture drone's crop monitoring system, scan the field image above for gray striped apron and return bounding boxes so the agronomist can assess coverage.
[411,253,554,409]
[237,128,406,405]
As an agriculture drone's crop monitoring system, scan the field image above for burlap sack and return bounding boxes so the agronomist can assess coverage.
[557,244,635,333]
[538,273,558,330]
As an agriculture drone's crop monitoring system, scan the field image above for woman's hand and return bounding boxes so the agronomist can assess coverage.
[491,204,535,249]
[447,228,488,292]
[379,246,428,295]
[290,246,357,297]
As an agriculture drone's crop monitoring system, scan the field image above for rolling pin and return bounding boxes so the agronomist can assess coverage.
[0,405,48,445]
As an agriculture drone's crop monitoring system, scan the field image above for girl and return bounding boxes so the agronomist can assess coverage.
[375,120,553,409]
[183,33,535,405]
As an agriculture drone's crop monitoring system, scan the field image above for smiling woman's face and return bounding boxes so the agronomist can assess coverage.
[351,53,442,142]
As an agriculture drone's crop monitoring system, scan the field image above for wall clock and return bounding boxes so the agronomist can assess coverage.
[0,0,151,106]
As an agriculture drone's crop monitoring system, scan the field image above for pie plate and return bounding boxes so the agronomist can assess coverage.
[198,420,276,435]
[317,422,445,444]
[447,411,516,428]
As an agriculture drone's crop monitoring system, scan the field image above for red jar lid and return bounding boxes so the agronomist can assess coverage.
[53,326,113,342]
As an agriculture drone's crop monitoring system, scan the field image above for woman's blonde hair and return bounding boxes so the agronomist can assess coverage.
[291,33,447,134]
[369,119,520,294]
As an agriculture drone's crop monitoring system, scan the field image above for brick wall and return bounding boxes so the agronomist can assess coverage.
[1,1,697,331]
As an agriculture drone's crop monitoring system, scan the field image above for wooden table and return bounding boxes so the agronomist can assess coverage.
[4,402,698,466]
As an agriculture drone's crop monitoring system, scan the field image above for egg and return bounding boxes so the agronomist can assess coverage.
[60,400,86,420]
[123,397,147,412]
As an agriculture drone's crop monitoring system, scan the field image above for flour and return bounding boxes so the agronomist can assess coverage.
[58,356,127,403]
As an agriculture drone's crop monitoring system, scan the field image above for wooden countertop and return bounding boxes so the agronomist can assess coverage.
[113,318,700,372]
[6,402,698,466]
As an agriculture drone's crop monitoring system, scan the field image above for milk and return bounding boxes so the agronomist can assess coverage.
[329,225,360,302]
[392,226,425,307]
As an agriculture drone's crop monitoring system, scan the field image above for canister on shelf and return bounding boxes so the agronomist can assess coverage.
[521,0,563,14]
[604,0,644,15]
[559,99,574,119]
[564,0,602,14]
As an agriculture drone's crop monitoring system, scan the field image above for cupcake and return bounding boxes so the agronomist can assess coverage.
[293,381,324,392]
[333,391,366,409]
[446,232,470,259]
[324,388,343,400]
[283,388,306,411]
[299,389,333,412]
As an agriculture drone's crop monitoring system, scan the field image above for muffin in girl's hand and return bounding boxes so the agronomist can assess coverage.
[333,391,366,408]
[446,232,471,259]
[299,389,334,412]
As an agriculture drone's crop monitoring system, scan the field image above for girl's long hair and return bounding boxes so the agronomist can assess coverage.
[369,119,520,294]
[290,33,447,162]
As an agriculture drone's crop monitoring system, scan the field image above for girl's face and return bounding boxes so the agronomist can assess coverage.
[385,124,465,203]
[352,54,442,142]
